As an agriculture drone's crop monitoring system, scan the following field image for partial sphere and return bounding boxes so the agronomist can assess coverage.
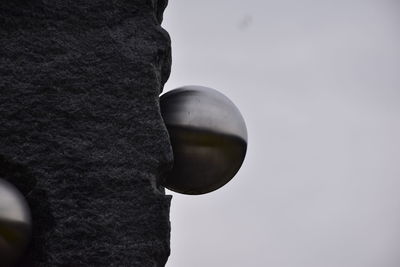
[160,86,247,195]
[0,179,31,267]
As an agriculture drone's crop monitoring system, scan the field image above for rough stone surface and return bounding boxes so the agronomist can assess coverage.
[0,1,173,266]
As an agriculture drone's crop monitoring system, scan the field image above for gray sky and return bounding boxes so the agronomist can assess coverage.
[162,1,400,266]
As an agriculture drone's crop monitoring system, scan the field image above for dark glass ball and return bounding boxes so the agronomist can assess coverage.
[160,86,247,195]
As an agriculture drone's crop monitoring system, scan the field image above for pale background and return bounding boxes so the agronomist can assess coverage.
[162,1,400,266]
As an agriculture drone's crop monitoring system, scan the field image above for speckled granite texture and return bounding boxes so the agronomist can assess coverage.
[0,0,172,266]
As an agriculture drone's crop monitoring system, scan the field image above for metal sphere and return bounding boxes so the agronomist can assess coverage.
[0,179,31,267]
[160,85,247,195]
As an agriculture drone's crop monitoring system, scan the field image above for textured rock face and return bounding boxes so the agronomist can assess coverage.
[0,1,172,266]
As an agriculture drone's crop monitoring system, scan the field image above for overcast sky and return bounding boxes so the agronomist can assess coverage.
[162,1,400,266]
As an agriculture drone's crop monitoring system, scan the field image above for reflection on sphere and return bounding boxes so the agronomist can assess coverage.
[160,86,247,195]
[0,179,31,267]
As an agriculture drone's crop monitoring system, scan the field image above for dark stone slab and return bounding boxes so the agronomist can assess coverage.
[0,0,172,266]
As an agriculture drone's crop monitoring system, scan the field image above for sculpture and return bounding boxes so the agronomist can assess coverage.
[0,179,31,267]
[160,86,247,195]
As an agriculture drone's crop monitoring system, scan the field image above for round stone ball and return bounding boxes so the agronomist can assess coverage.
[0,179,32,267]
[160,85,247,195]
